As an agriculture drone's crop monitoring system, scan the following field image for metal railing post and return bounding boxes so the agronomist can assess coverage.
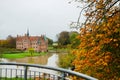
[61,72,66,80]
[24,66,28,80]
[0,68,2,79]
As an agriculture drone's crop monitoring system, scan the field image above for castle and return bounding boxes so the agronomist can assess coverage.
[16,30,48,52]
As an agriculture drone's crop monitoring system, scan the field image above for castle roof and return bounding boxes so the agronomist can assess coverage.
[16,36,44,42]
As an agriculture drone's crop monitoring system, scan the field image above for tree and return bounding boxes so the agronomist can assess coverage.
[0,47,3,58]
[47,38,53,46]
[69,31,80,48]
[28,48,34,56]
[0,40,8,47]
[58,31,70,47]
[71,0,120,79]
[6,35,16,48]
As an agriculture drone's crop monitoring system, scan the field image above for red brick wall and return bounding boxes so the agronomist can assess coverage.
[16,35,48,52]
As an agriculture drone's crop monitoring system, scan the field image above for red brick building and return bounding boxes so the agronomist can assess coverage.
[16,31,48,52]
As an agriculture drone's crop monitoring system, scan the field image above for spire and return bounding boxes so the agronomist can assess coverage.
[44,35,47,41]
[27,28,29,36]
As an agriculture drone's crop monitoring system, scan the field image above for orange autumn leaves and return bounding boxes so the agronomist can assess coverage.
[73,15,120,79]
[72,0,120,79]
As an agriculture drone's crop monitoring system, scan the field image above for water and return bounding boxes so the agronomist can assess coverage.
[0,53,59,78]
[47,54,58,67]
[0,58,9,62]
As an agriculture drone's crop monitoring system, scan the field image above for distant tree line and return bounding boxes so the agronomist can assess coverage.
[0,35,16,48]
[57,31,80,48]
[0,35,16,57]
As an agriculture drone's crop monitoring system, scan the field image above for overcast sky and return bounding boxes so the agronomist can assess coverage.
[0,0,83,41]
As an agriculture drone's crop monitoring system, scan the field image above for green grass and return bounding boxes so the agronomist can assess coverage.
[2,52,47,59]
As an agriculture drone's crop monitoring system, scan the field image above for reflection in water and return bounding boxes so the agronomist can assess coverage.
[0,53,58,66]
[47,54,58,67]
[8,53,55,65]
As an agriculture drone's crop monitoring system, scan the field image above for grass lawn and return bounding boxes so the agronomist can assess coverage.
[2,52,47,59]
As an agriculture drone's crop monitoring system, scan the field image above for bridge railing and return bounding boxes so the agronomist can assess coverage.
[0,62,97,80]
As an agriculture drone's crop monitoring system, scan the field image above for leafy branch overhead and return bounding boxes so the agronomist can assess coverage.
[70,0,120,29]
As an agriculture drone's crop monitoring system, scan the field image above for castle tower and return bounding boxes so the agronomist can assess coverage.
[27,28,29,36]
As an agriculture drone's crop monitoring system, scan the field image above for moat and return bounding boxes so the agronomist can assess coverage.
[0,53,58,67]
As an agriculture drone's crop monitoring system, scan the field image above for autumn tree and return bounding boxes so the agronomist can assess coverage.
[0,40,8,47]
[70,0,120,79]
